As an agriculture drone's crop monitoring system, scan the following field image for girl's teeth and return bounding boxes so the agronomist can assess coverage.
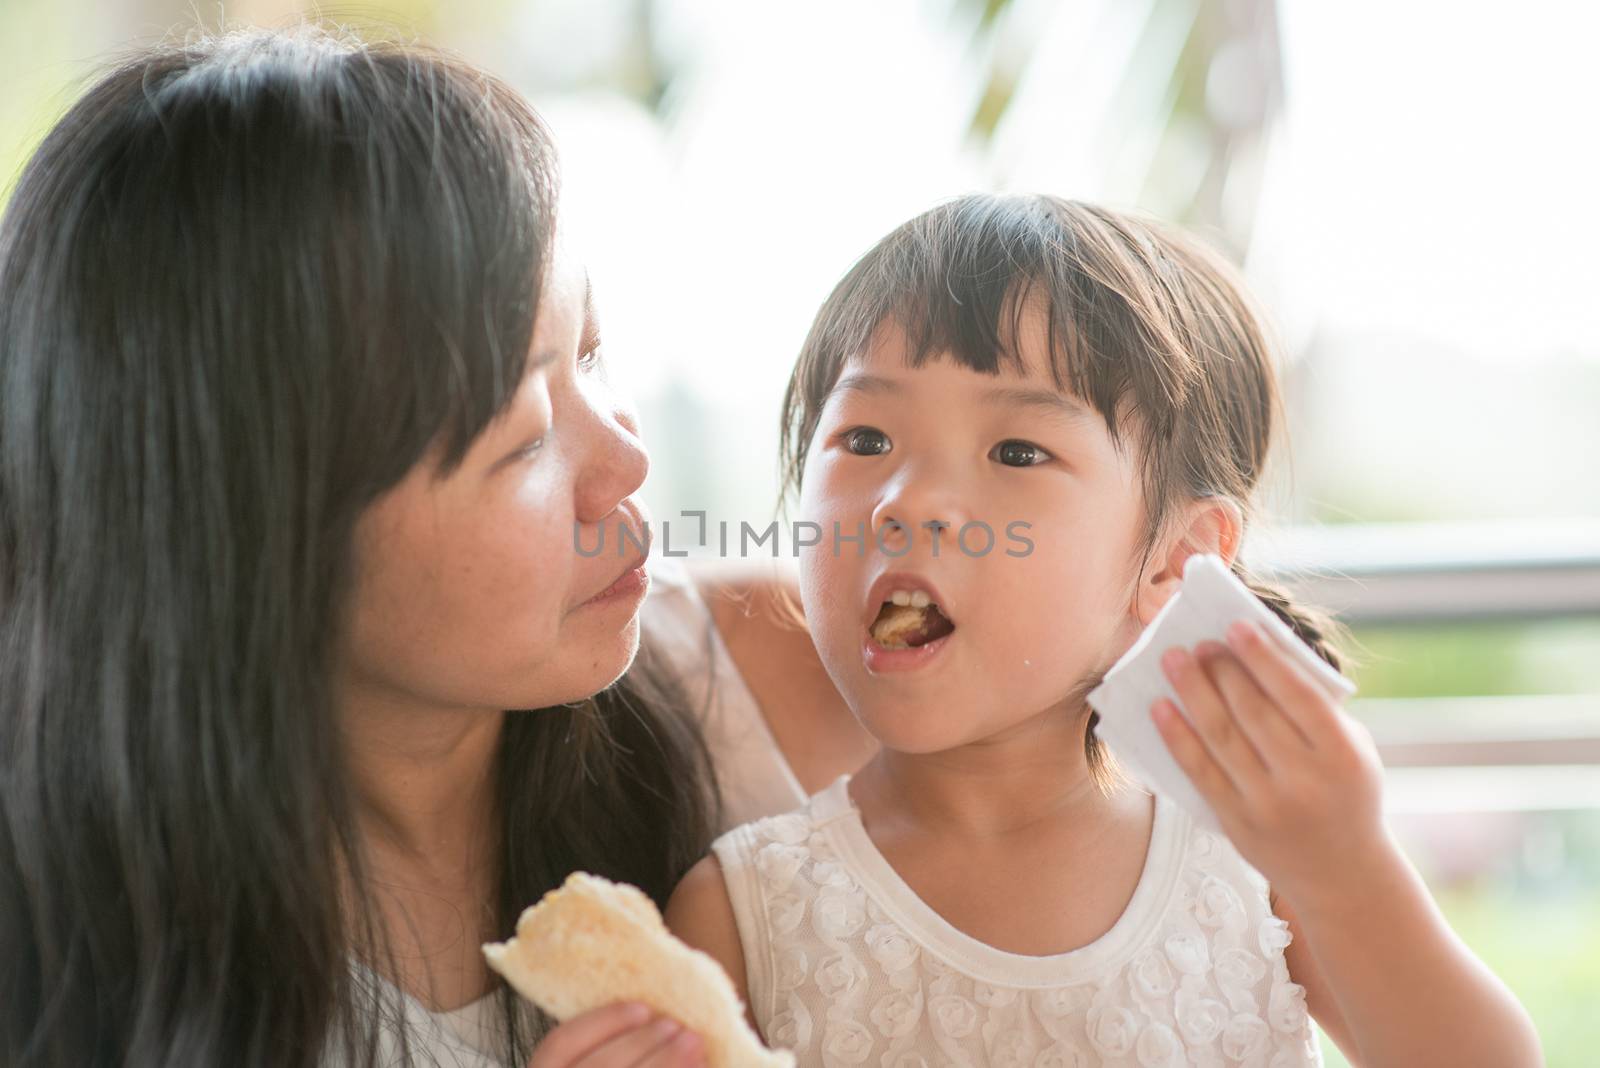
[891,591,911,607]
[909,591,931,609]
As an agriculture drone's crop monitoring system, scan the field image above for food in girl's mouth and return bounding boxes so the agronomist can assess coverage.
[484,872,795,1068]
[869,590,956,648]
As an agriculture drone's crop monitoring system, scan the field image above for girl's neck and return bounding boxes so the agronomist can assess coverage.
[850,705,1121,840]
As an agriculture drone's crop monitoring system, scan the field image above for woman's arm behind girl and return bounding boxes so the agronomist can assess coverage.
[1154,619,1544,1067]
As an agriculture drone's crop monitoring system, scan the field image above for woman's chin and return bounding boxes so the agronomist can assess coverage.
[533,618,643,706]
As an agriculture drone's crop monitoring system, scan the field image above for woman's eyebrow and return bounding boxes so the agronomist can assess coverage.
[527,275,597,369]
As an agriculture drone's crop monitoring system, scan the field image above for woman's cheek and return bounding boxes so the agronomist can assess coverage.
[473,479,573,632]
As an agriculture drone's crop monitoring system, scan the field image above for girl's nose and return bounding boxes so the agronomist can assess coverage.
[870,469,970,557]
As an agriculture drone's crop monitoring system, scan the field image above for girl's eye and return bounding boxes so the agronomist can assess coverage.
[992,439,1052,467]
[843,427,892,456]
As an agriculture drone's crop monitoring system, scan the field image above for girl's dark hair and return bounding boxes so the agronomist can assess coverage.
[0,27,715,1067]
[779,194,1342,789]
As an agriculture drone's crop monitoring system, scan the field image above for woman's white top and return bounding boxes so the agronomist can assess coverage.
[329,558,809,1065]
[331,963,534,1067]
[640,557,810,829]
[712,776,1323,1068]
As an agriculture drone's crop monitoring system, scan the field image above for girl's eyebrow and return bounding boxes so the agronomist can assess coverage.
[981,385,1094,424]
[827,375,1091,426]
[830,372,901,398]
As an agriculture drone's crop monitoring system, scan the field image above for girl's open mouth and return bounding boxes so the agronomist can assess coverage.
[868,595,957,649]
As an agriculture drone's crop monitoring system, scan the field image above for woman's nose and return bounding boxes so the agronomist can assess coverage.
[574,400,649,525]
[610,395,642,439]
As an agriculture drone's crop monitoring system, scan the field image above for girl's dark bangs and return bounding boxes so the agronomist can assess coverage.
[851,199,1119,419]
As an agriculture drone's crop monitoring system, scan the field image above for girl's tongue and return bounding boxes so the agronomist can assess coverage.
[869,601,956,649]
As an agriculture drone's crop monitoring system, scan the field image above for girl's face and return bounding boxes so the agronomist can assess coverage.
[797,308,1152,753]
[340,239,652,717]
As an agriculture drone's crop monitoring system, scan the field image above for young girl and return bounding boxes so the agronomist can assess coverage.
[666,196,1541,1066]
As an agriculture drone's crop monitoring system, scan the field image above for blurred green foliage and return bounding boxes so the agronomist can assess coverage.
[1320,884,1600,1068]
[1331,620,1600,1067]
[1350,620,1600,698]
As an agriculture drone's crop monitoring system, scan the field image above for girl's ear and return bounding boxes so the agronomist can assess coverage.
[1134,497,1244,625]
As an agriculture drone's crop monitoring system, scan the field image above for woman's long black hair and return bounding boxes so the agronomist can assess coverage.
[0,27,716,1067]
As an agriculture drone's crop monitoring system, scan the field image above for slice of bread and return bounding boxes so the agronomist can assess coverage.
[870,603,926,648]
[482,872,795,1068]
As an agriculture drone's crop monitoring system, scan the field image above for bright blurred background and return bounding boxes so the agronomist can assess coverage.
[3,0,1597,1063]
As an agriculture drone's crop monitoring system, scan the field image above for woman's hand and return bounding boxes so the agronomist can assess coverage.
[529,1002,706,1068]
[1151,619,1391,906]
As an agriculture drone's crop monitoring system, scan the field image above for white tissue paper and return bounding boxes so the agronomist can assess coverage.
[1086,553,1356,833]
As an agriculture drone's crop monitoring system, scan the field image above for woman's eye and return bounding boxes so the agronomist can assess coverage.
[843,427,892,456]
[576,320,604,371]
[992,439,1052,467]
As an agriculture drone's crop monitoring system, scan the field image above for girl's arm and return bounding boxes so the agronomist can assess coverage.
[1274,864,1538,1067]
[1272,892,1356,1058]
[664,855,762,1037]
[1155,620,1544,1067]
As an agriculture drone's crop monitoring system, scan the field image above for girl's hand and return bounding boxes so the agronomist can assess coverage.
[1151,620,1390,905]
[529,1002,706,1068]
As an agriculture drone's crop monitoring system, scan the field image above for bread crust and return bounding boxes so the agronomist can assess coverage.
[483,872,795,1068]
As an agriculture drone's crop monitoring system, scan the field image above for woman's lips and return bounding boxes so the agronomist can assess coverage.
[581,561,650,609]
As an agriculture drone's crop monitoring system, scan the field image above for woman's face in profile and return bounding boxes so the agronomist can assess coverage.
[338,238,654,716]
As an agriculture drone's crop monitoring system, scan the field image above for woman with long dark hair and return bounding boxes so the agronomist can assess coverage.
[0,26,870,1067]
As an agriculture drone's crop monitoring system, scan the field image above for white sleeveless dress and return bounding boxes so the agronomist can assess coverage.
[328,559,810,1066]
[713,777,1323,1068]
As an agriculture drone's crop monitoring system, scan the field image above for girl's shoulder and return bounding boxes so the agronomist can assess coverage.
[709,775,861,922]
[712,775,855,864]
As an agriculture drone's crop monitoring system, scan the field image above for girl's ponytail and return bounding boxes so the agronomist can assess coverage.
[1232,564,1346,673]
